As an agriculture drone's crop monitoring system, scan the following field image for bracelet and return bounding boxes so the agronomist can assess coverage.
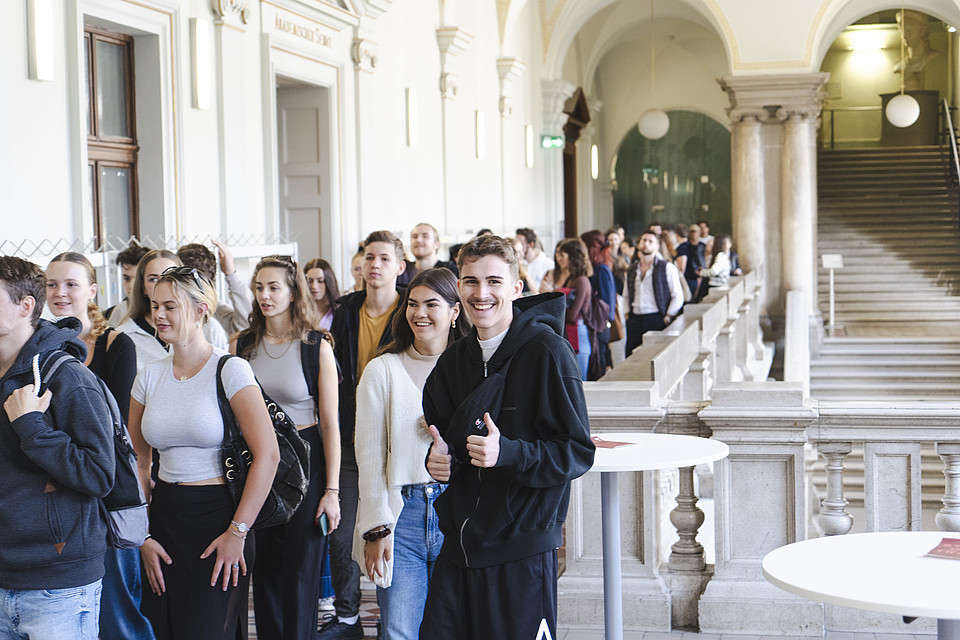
[228,528,247,540]
[324,488,339,493]
[362,527,391,543]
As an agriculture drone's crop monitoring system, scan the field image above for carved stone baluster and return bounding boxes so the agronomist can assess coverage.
[667,465,706,628]
[817,442,853,536]
[936,443,960,532]
[669,466,706,571]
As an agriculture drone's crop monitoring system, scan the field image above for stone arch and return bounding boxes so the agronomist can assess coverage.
[544,0,736,79]
[812,0,960,70]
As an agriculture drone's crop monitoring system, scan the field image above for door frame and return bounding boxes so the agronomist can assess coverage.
[262,36,346,274]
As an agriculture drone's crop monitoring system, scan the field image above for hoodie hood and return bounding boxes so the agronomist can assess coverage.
[5,317,86,379]
[483,292,565,367]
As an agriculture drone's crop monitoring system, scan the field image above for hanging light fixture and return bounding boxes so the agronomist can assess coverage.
[638,0,669,139]
[886,3,920,128]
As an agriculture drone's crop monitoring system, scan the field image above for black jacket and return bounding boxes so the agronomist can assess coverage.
[331,288,404,460]
[423,292,595,568]
[0,318,114,589]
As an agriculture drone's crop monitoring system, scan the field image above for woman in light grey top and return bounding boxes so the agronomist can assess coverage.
[128,266,279,640]
[231,255,341,640]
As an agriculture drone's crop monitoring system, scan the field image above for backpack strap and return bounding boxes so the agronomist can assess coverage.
[301,331,322,404]
[37,350,75,395]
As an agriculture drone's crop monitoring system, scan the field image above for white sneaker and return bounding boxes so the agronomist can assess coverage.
[319,596,335,612]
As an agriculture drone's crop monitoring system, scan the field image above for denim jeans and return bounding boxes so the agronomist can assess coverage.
[0,579,102,640]
[377,483,444,640]
[101,547,154,640]
[575,320,591,381]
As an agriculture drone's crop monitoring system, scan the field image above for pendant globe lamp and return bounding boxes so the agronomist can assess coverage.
[886,4,920,128]
[638,0,669,139]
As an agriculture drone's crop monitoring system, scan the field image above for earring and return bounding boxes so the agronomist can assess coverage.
[451,318,457,329]
[196,319,202,328]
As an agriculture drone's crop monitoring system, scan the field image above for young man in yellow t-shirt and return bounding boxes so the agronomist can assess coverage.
[322,230,406,640]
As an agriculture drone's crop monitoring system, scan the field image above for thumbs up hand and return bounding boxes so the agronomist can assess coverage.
[466,412,500,468]
[427,425,451,482]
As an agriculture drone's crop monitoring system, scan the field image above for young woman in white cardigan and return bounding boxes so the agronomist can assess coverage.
[353,268,466,640]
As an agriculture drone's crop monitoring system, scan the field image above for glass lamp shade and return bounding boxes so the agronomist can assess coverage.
[638,108,670,139]
[885,93,920,128]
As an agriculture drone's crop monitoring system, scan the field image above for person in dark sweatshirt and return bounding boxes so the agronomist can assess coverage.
[322,230,406,640]
[0,256,115,637]
[421,235,595,640]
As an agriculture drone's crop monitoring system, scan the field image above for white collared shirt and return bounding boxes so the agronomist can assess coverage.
[631,261,684,317]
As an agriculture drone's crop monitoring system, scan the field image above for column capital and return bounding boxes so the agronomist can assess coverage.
[351,38,379,73]
[718,73,829,125]
[542,79,577,136]
[437,27,473,101]
[215,0,250,27]
[497,57,527,118]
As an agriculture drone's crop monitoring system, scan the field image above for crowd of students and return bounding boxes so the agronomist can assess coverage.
[0,219,740,640]
[0,225,598,640]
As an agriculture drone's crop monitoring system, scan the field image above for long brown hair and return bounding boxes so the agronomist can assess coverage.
[47,252,110,340]
[551,238,591,286]
[238,256,330,358]
[378,268,467,356]
[123,249,181,323]
[303,258,341,314]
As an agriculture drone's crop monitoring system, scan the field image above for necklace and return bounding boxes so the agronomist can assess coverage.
[174,346,212,381]
[262,338,295,360]
[264,330,293,340]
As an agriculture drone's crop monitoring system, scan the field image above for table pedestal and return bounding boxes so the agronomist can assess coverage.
[600,471,622,640]
[940,619,960,640]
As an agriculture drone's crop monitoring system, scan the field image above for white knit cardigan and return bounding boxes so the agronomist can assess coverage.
[352,352,435,587]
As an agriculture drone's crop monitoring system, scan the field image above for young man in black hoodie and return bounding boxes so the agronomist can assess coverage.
[421,235,595,640]
[0,257,115,637]
[323,231,406,640]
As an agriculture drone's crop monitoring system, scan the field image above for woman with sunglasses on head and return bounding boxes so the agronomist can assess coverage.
[304,258,342,331]
[353,268,465,640]
[231,255,341,640]
[46,252,154,640]
[128,267,279,640]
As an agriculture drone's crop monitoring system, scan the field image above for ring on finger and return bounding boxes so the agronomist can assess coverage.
[232,563,240,569]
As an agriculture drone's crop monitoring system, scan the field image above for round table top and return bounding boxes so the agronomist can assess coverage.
[763,531,960,619]
[589,432,729,472]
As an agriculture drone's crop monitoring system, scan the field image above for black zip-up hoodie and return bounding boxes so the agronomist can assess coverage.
[0,318,115,589]
[331,288,404,461]
[423,292,595,569]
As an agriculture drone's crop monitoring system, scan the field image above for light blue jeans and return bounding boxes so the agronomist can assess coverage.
[0,579,102,640]
[576,320,591,381]
[377,483,444,640]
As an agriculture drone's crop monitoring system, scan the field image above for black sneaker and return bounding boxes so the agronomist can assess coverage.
[317,616,364,640]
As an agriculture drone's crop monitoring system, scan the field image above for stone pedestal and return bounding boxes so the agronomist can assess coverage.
[698,382,820,636]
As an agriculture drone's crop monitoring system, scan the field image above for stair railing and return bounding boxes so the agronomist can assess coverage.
[942,98,960,186]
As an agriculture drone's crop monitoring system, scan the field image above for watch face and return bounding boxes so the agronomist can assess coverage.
[234,521,250,533]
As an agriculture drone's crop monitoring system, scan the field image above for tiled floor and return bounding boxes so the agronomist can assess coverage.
[243,584,938,640]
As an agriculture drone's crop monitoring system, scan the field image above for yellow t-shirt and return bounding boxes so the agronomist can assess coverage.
[356,299,397,380]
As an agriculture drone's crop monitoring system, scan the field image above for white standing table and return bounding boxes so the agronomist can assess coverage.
[763,531,960,640]
[589,433,729,640]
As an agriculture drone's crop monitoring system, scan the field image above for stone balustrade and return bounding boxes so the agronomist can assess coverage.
[559,274,960,636]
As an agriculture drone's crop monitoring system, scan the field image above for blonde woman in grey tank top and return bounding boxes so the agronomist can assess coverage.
[230,255,341,640]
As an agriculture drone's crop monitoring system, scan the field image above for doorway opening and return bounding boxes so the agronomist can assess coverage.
[275,76,332,264]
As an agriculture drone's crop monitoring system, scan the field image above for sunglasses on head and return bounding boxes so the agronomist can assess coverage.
[263,254,294,264]
[161,266,207,290]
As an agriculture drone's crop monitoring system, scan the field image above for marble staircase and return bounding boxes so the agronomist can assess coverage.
[816,146,960,324]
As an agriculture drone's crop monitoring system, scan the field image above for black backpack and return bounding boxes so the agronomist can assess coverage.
[215,355,310,529]
[585,290,611,335]
[38,351,149,549]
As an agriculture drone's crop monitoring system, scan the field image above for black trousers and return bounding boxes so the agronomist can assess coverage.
[327,456,361,618]
[143,481,254,640]
[419,550,558,640]
[625,312,667,357]
[252,426,328,640]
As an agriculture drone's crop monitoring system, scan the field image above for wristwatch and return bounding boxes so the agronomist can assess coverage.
[231,520,250,534]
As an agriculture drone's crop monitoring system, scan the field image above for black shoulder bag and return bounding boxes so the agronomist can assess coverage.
[215,354,310,528]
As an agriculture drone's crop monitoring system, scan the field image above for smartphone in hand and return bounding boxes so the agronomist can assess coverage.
[317,512,330,535]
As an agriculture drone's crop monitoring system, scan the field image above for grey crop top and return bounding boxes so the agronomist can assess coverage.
[247,339,317,426]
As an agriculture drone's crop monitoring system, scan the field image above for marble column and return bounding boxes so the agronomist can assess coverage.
[718,74,828,323]
[729,112,766,290]
[542,80,577,244]
[779,108,817,316]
